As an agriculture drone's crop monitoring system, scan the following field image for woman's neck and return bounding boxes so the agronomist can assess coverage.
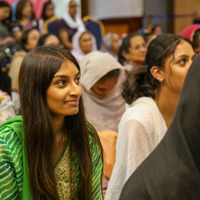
[51,115,65,137]
[156,88,180,128]
[50,116,67,168]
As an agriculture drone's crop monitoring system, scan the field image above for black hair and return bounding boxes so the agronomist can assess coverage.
[118,32,142,65]
[0,1,10,8]
[41,2,53,21]
[192,28,200,49]
[97,69,120,82]
[37,33,52,46]
[143,32,156,43]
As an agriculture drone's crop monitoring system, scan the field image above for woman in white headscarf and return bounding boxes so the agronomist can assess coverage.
[71,30,97,63]
[101,32,121,59]
[80,51,126,132]
[57,0,85,50]
[80,51,126,195]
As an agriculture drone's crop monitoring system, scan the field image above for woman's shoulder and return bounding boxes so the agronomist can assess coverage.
[120,97,161,131]
[0,115,24,144]
[127,97,158,114]
[125,97,156,116]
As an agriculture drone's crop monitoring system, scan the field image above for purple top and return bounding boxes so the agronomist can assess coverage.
[56,19,77,42]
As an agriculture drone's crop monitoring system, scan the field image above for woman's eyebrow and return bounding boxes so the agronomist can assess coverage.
[53,75,69,78]
[53,72,80,78]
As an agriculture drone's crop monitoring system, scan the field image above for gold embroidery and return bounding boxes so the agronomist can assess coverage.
[55,146,79,199]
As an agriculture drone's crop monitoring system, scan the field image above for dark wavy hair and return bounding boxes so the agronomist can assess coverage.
[15,0,34,21]
[118,32,142,65]
[122,34,193,104]
[19,46,101,199]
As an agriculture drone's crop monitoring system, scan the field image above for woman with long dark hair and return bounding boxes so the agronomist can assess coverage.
[105,34,195,200]
[0,46,103,199]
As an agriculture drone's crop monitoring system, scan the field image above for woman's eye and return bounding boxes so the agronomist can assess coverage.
[57,80,67,86]
[179,59,186,65]
[75,77,80,84]
[143,44,147,48]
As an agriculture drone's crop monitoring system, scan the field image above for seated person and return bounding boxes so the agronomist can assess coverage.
[71,30,97,63]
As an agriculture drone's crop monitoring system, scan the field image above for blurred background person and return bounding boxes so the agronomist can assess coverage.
[57,0,85,50]
[80,51,126,195]
[118,32,147,73]
[8,28,40,113]
[143,32,157,47]
[9,28,40,93]
[101,32,121,59]
[11,0,42,42]
[71,30,97,63]
[80,51,125,132]
[0,1,15,47]
[180,24,200,54]
[41,1,60,34]
[150,24,164,35]
[37,33,60,46]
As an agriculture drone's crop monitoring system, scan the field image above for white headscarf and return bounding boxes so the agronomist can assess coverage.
[63,0,85,32]
[80,51,126,132]
[71,30,97,63]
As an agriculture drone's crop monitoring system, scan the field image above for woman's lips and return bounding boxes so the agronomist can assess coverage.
[65,100,79,105]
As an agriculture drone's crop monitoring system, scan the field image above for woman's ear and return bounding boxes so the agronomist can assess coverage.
[150,66,164,82]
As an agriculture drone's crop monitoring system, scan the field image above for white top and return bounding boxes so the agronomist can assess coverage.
[105,97,167,200]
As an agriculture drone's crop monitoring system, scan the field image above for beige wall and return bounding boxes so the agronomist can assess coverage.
[173,0,200,34]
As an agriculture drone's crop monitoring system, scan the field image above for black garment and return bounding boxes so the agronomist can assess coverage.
[120,53,200,200]
[0,70,11,96]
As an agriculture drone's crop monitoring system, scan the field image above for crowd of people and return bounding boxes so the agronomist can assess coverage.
[1,0,200,199]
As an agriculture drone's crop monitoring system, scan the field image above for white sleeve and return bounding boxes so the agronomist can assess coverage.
[105,119,153,200]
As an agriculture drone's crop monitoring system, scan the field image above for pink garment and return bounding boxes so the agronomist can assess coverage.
[6,0,48,19]
[180,24,200,41]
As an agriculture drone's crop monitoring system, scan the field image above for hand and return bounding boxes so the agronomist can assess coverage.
[0,37,15,46]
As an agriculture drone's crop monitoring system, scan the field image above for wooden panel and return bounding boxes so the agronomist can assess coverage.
[101,17,143,34]
[104,24,129,34]
[171,0,198,34]
[81,0,89,17]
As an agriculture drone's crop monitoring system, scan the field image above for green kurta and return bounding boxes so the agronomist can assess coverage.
[0,116,103,200]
